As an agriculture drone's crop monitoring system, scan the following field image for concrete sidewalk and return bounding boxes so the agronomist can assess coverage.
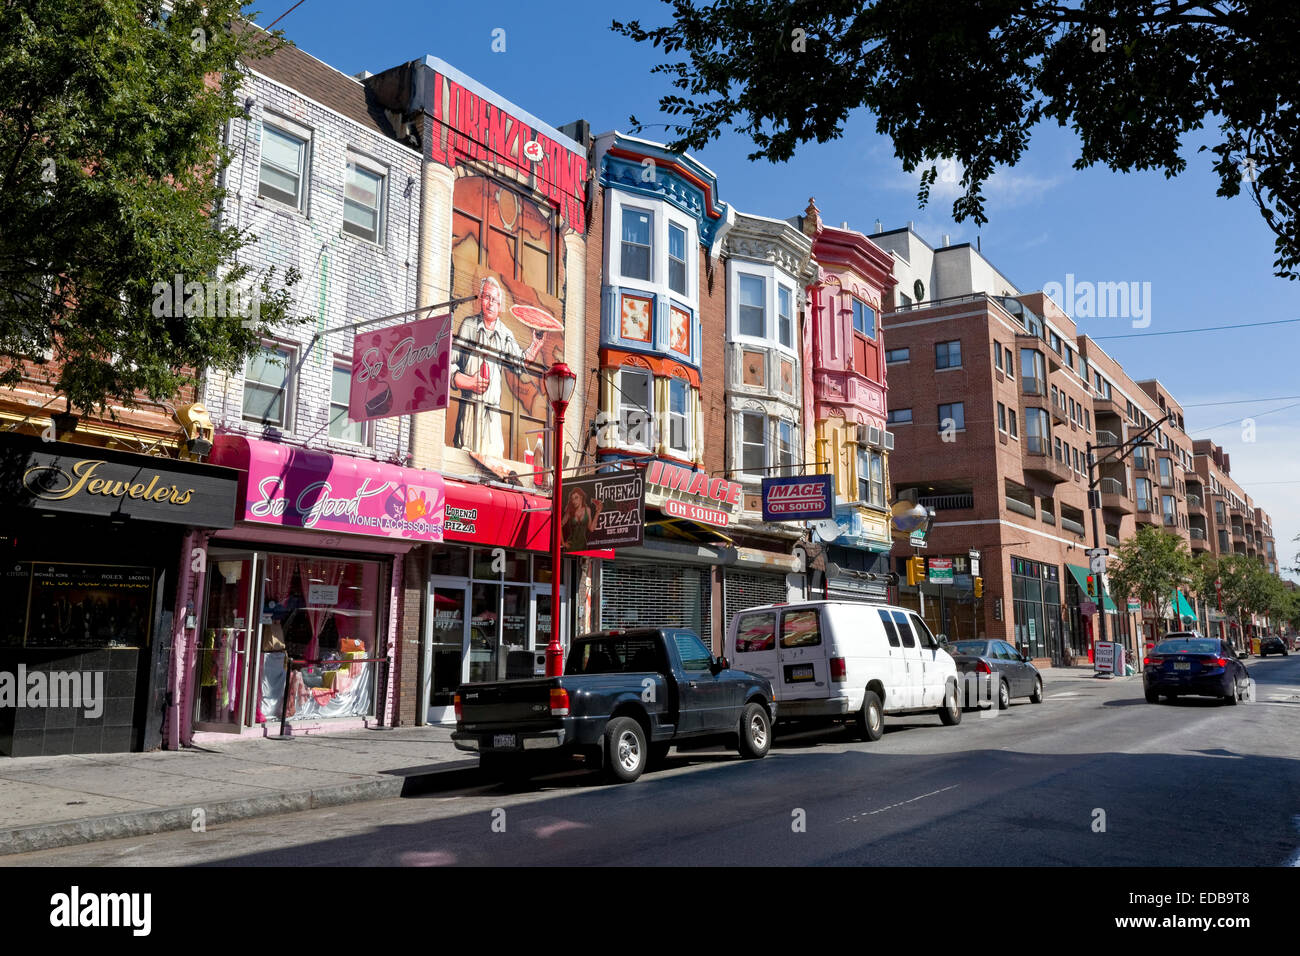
[0,726,477,856]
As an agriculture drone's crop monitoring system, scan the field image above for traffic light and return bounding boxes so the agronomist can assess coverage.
[1086,574,1096,598]
[974,576,984,598]
[906,556,924,586]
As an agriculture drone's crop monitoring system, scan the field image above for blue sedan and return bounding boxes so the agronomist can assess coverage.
[1143,636,1250,705]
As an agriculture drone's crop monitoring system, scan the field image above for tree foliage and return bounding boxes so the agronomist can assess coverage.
[1107,524,1190,630]
[0,1,301,416]
[614,1,1300,279]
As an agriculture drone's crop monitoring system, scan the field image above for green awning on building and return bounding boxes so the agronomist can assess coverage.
[1173,590,1197,621]
[1066,564,1118,612]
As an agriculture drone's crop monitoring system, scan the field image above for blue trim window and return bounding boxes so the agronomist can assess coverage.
[621,208,652,281]
[851,298,875,340]
[668,222,687,295]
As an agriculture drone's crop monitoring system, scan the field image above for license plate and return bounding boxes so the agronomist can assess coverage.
[786,664,815,683]
[1173,662,1191,671]
[492,734,516,749]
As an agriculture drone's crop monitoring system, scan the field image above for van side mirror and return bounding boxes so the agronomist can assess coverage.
[711,656,730,674]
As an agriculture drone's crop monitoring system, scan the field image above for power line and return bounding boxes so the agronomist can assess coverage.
[1092,318,1300,340]
[1192,400,1300,435]
[1182,395,1300,407]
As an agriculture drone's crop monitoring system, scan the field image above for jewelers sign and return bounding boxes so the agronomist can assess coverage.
[761,475,834,521]
[349,313,451,422]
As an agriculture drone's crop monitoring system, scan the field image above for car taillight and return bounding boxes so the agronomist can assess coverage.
[976,659,992,674]
[1202,656,1227,668]
[830,657,846,681]
[453,693,462,722]
[550,687,571,716]
[1143,657,1152,666]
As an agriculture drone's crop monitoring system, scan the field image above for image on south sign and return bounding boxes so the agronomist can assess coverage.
[510,304,563,331]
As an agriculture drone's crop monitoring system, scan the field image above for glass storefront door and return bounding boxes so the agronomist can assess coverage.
[426,578,469,724]
[196,553,262,732]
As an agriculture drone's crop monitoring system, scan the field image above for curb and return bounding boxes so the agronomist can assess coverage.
[0,758,481,857]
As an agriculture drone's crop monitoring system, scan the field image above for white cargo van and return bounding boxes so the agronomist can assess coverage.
[725,600,961,740]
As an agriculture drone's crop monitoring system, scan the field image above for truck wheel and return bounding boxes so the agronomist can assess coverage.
[856,691,884,741]
[938,681,963,725]
[603,717,648,783]
[737,702,771,759]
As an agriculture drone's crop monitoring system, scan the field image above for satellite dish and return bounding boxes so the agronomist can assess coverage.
[812,518,840,542]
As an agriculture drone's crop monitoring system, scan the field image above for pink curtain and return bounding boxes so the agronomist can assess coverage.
[298,559,349,662]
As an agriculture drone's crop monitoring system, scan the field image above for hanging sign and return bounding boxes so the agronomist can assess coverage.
[349,313,451,422]
[761,475,834,521]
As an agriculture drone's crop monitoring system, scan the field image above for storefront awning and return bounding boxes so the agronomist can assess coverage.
[1066,563,1117,612]
[443,478,550,551]
[211,435,445,542]
[1173,590,1197,621]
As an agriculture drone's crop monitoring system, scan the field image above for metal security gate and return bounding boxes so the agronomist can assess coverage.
[600,561,712,646]
[723,570,789,637]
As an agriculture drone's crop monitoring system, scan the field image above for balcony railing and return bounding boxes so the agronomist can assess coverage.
[1005,498,1036,518]
[919,494,974,511]
[1106,533,1120,547]
[1061,516,1086,536]
[1095,429,1121,446]
[1186,493,1201,508]
[1100,477,1125,496]
[1190,527,1207,539]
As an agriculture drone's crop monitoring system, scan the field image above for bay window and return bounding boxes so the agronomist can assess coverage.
[857,447,885,506]
[620,208,652,281]
[739,274,765,337]
[668,222,688,295]
[667,378,691,455]
[618,367,652,448]
[741,412,766,475]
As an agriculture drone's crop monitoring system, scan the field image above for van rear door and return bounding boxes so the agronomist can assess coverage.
[730,608,779,690]
[776,606,827,701]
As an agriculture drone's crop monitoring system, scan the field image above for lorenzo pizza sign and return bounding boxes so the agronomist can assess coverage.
[761,475,834,522]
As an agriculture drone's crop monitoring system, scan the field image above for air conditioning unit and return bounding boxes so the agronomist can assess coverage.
[855,424,870,444]
[868,426,882,448]
[883,430,895,451]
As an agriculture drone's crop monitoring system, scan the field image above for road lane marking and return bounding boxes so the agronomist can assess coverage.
[839,785,959,823]
[1047,692,1083,698]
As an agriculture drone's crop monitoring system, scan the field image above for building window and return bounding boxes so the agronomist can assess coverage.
[857,447,885,506]
[738,274,765,337]
[342,156,385,243]
[777,286,793,348]
[259,123,309,210]
[1136,478,1152,512]
[1054,436,1063,462]
[329,365,364,443]
[1020,348,1045,395]
[997,403,1007,432]
[621,208,652,281]
[1004,347,1014,373]
[1009,409,1018,438]
[741,411,766,474]
[887,408,912,425]
[1083,409,1090,432]
[1159,457,1173,488]
[886,348,910,364]
[777,419,796,476]
[1049,330,1062,354]
[852,298,875,339]
[935,340,962,369]
[1024,408,1049,455]
[667,377,691,455]
[938,402,965,432]
[994,341,1003,370]
[618,367,653,447]
[668,222,687,295]
[243,344,294,427]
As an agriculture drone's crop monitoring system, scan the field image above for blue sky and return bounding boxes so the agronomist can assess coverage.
[264,0,1300,580]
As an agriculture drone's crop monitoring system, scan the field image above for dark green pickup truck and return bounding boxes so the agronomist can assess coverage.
[452,628,776,783]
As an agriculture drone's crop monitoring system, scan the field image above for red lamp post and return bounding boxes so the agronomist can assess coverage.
[543,362,577,677]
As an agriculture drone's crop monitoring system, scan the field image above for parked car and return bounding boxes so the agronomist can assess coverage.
[1143,636,1250,704]
[945,639,1044,709]
[724,600,962,741]
[1258,634,1288,657]
[452,628,774,784]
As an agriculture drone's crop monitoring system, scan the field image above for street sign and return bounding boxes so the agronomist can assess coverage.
[1085,547,1109,557]
[1127,599,1140,613]
[970,557,980,577]
[909,534,928,549]
[1087,489,1101,509]
[928,558,953,584]
[1089,552,1107,573]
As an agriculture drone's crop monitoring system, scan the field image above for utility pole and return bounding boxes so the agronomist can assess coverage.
[1086,411,1174,650]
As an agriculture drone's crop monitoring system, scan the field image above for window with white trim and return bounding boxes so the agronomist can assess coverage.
[777,286,793,348]
[741,411,766,475]
[738,274,765,337]
[620,208,652,281]
[329,364,365,444]
[343,153,386,244]
[243,344,295,428]
[618,366,653,448]
[852,298,875,339]
[668,222,688,296]
[259,121,309,210]
[667,377,691,455]
[776,419,796,476]
[857,446,885,507]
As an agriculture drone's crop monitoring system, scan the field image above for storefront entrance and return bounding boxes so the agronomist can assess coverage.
[424,548,565,724]
[194,547,385,733]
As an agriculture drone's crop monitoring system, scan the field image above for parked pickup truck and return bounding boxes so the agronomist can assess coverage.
[452,627,776,783]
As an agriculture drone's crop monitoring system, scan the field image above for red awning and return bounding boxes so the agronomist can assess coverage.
[443,479,551,551]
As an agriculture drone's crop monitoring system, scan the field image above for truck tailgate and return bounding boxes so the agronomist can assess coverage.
[459,678,558,727]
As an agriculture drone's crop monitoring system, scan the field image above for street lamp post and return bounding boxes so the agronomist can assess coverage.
[542,362,577,677]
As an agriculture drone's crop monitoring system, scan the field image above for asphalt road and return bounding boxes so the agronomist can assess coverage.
[10,656,1300,867]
